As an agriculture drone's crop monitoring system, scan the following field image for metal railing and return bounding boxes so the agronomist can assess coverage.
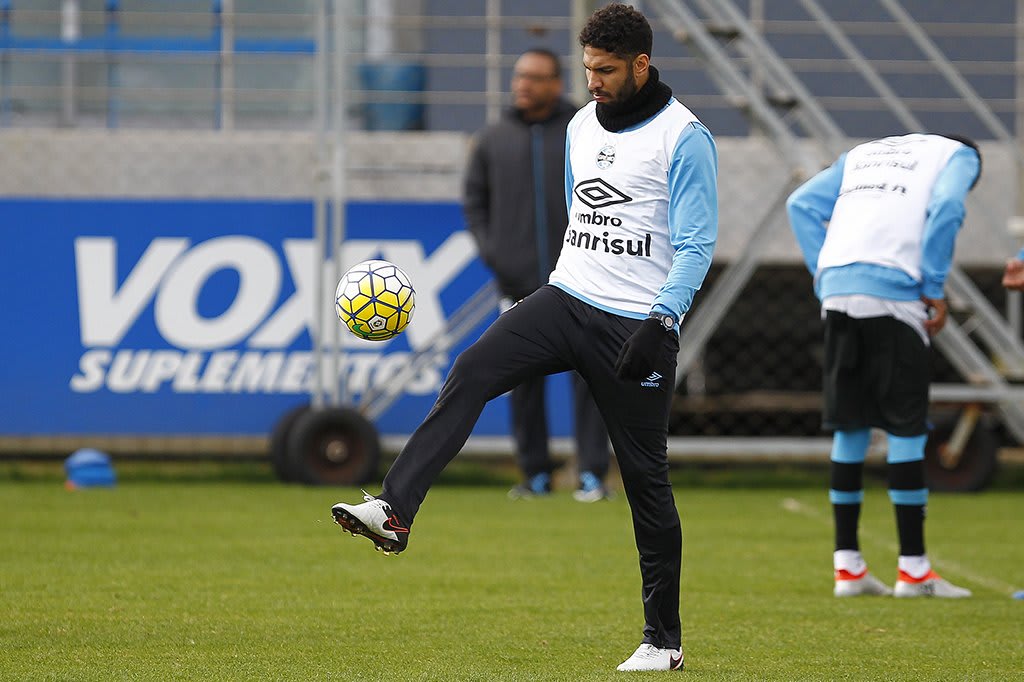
[0,2,1021,136]
[0,0,316,129]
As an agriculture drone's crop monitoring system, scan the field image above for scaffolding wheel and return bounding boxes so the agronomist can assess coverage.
[269,403,312,483]
[285,406,381,486]
[924,407,998,492]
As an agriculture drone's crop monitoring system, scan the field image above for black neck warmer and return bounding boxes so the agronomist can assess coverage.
[595,65,673,132]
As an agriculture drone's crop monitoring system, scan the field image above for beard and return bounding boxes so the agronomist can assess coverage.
[592,65,666,132]
[598,69,639,112]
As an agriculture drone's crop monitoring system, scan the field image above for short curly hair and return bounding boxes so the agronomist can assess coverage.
[578,3,653,60]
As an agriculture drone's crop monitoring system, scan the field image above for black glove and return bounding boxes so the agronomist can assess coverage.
[615,318,670,380]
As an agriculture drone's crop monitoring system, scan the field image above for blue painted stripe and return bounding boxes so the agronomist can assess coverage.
[830,429,870,463]
[829,489,864,505]
[0,36,314,54]
[887,434,927,463]
[888,488,928,506]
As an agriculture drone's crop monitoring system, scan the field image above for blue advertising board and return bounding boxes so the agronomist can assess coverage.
[0,199,574,438]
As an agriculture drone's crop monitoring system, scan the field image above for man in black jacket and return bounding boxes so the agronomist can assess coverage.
[463,48,611,501]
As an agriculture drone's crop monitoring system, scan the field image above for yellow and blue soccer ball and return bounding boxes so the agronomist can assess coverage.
[335,259,416,341]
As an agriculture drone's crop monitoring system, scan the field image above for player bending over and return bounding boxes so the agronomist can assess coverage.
[787,132,980,599]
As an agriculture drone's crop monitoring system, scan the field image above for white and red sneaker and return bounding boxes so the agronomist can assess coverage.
[331,491,409,555]
[616,643,684,672]
[834,568,893,597]
[894,569,971,598]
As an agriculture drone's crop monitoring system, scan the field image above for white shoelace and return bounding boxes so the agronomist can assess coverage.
[360,489,392,512]
[633,644,662,659]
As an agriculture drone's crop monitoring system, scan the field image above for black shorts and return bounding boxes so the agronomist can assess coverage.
[822,310,929,437]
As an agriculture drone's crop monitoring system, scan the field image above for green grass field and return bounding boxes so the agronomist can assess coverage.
[2,462,1022,681]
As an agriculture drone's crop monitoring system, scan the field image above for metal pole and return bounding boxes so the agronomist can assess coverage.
[484,0,500,123]
[60,0,79,127]
[1018,0,1024,217]
[749,0,764,137]
[312,0,329,408]
[1013,0,1024,338]
[366,0,393,57]
[570,0,591,104]
[330,0,349,407]
[1009,290,1022,339]
[105,0,119,128]
[0,0,10,126]
[219,0,235,130]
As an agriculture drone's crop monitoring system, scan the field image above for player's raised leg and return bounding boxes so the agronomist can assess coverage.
[332,286,575,552]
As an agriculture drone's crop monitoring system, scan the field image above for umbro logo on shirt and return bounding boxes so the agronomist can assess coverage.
[641,371,663,388]
[574,178,633,209]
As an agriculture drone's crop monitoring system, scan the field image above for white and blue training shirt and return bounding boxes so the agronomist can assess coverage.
[787,133,981,303]
[548,98,718,326]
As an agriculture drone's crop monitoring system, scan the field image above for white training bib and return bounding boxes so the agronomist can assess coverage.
[549,99,699,315]
[816,133,963,282]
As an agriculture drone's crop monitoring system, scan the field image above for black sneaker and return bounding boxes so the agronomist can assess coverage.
[331,490,409,555]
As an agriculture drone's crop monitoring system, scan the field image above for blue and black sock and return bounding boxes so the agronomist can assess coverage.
[830,429,870,552]
[887,434,928,557]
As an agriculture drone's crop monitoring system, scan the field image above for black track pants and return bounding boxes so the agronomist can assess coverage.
[381,285,683,649]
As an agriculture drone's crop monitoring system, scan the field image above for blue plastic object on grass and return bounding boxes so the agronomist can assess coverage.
[65,448,117,489]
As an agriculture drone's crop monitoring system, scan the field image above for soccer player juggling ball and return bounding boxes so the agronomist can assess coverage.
[787,133,981,599]
[332,3,717,672]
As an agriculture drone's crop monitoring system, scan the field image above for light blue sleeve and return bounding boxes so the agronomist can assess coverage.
[651,122,718,320]
[920,146,980,298]
[785,154,845,276]
[564,130,574,215]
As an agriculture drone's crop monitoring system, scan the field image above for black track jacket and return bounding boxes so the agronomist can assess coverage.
[462,98,579,300]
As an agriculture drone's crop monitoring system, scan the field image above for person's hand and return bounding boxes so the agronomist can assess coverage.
[615,318,670,380]
[1003,258,1024,291]
[921,296,948,336]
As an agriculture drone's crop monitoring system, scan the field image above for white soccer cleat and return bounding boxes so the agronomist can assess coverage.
[331,490,409,555]
[834,569,893,597]
[616,643,684,672]
[894,570,972,598]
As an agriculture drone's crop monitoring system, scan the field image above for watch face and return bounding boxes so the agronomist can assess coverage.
[653,313,673,329]
[649,312,674,329]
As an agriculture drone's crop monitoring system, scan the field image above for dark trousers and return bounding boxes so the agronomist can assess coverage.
[511,371,610,479]
[381,285,682,649]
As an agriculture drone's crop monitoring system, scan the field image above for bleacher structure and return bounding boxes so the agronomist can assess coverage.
[1,1,1022,489]
[647,0,1024,480]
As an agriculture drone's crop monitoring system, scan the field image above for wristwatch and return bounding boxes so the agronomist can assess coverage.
[648,311,676,331]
